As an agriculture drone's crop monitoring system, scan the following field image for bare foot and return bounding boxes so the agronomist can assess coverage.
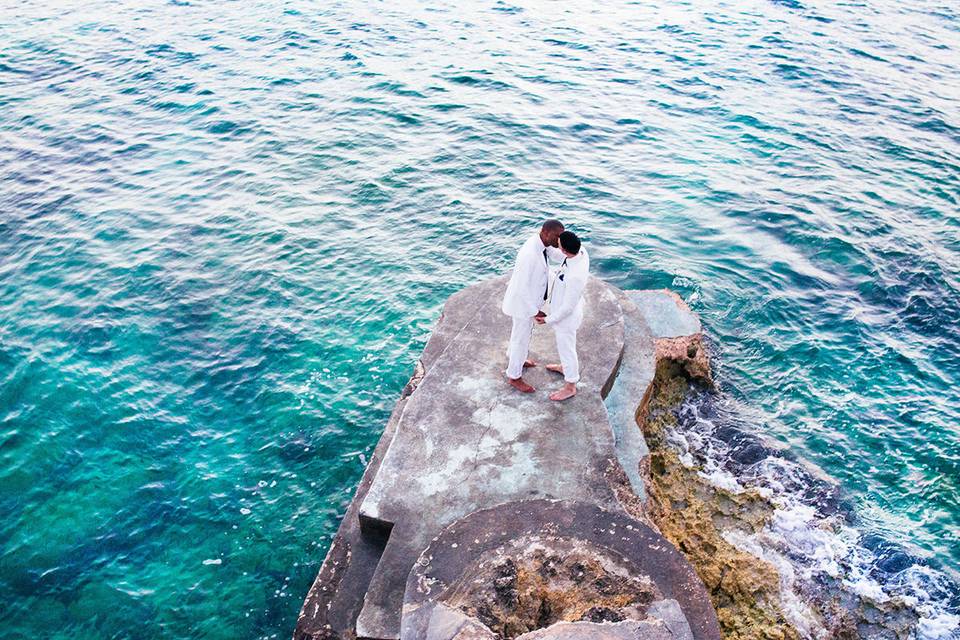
[508,377,536,393]
[545,363,563,374]
[523,359,537,368]
[549,383,577,401]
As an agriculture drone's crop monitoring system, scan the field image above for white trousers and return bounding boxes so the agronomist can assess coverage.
[553,321,580,384]
[506,316,535,379]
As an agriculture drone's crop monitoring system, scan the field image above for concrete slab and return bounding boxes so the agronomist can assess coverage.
[514,619,675,640]
[354,276,625,638]
[293,287,488,640]
[646,600,695,640]
[603,291,656,500]
[422,603,497,640]
[630,291,700,338]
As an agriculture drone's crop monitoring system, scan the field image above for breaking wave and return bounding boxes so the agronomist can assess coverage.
[666,385,960,639]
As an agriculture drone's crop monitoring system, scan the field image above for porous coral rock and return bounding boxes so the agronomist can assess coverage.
[639,359,800,640]
[445,544,660,639]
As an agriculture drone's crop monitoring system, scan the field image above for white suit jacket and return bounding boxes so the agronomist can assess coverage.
[501,233,565,318]
[546,248,589,329]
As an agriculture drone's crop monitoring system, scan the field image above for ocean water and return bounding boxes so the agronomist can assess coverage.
[1,0,958,638]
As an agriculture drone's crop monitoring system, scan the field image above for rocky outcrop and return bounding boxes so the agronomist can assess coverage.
[293,277,834,640]
[636,339,924,640]
[401,500,716,640]
[638,360,799,640]
[293,277,722,640]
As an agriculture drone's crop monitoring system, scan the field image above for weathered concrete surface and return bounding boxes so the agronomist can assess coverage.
[412,603,497,640]
[294,277,717,640]
[601,290,702,503]
[603,292,656,500]
[646,600,696,640]
[634,291,711,385]
[632,290,701,338]
[355,276,624,638]
[402,501,717,640]
[513,619,678,640]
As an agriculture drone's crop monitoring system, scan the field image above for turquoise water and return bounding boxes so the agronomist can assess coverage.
[1,0,958,638]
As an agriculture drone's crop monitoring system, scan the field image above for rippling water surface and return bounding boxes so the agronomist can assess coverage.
[1,0,958,638]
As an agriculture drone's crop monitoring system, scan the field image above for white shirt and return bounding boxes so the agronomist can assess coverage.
[546,248,589,327]
[501,233,565,318]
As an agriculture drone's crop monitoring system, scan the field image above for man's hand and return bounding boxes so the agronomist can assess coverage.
[534,315,547,325]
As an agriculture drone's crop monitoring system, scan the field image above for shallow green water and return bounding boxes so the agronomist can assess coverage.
[1,0,958,638]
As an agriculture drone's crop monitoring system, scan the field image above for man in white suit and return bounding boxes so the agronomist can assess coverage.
[536,230,589,401]
[501,219,565,393]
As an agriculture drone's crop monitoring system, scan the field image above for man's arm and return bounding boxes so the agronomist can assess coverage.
[521,246,546,293]
[508,245,542,317]
[545,274,587,325]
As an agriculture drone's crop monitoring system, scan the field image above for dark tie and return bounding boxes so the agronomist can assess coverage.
[542,249,549,300]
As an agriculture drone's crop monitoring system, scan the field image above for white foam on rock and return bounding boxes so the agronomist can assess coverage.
[661,391,960,640]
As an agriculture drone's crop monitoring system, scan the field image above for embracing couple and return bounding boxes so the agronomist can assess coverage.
[501,220,589,402]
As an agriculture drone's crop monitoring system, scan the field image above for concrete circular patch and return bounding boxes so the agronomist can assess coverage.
[401,499,720,640]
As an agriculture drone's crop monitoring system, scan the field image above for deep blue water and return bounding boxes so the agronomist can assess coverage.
[1,0,958,638]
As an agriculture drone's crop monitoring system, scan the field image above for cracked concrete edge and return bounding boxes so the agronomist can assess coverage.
[293,291,475,640]
[603,289,710,529]
[633,290,711,389]
[632,289,702,338]
[603,289,654,506]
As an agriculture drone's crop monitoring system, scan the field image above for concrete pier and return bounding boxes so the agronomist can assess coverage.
[294,276,717,640]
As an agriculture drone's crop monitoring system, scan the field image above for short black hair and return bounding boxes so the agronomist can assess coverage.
[541,219,564,233]
[559,230,580,255]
